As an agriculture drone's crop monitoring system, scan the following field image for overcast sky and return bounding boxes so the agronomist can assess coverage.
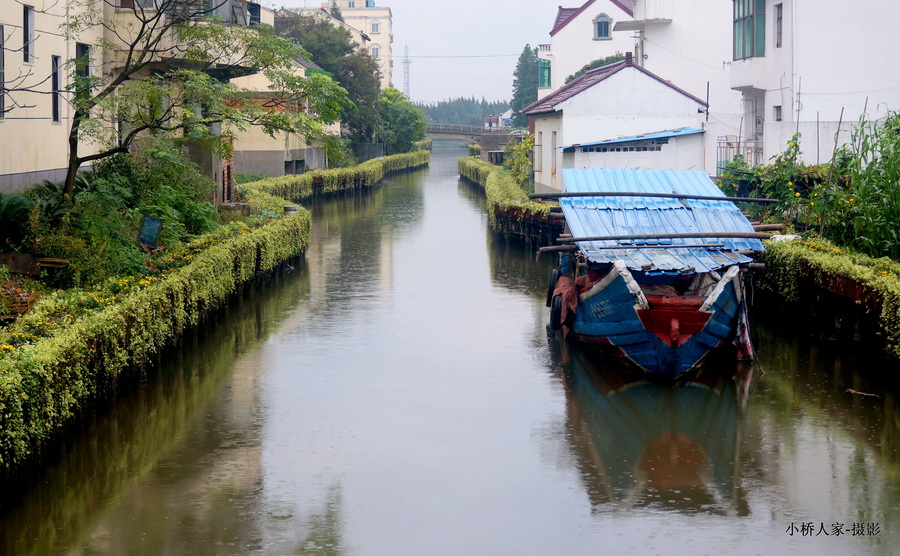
[277,0,561,104]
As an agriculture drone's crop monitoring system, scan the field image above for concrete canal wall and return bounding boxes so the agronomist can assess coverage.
[457,157,563,247]
[0,152,430,475]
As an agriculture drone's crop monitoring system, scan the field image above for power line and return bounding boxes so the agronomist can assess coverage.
[395,54,519,59]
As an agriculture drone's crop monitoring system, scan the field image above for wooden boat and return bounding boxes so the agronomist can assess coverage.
[540,168,767,379]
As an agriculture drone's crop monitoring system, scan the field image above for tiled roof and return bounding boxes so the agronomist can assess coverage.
[523,60,627,115]
[522,58,708,116]
[550,0,634,36]
[552,7,581,34]
[560,168,763,274]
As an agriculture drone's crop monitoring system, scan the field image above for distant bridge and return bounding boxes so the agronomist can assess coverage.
[426,123,514,140]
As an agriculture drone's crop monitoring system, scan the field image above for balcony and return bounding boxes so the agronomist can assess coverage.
[730,56,766,92]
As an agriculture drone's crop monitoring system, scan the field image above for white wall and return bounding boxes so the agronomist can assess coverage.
[547,1,634,91]
[567,133,705,171]
[728,0,900,167]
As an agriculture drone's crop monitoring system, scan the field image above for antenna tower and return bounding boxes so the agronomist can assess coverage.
[403,45,411,98]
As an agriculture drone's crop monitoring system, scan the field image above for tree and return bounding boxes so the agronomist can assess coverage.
[510,45,538,128]
[329,0,345,22]
[276,12,381,156]
[377,88,427,155]
[53,0,348,201]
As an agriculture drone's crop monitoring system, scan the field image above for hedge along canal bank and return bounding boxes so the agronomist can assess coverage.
[457,157,563,248]
[0,151,431,477]
[756,237,900,362]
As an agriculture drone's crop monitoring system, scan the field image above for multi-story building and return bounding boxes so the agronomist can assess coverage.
[0,0,266,195]
[338,1,392,90]
[529,0,746,179]
[537,0,635,97]
[727,0,900,166]
[0,0,105,190]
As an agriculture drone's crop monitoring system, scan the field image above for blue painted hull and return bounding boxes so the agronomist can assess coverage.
[570,266,743,378]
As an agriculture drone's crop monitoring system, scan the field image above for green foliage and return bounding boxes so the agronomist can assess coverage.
[414,97,510,126]
[719,112,900,260]
[458,157,549,223]
[275,11,380,153]
[510,45,538,128]
[58,5,349,198]
[0,193,35,251]
[378,88,428,155]
[564,53,626,84]
[502,133,535,188]
[235,172,269,185]
[759,237,900,358]
[0,213,310,470]
[244,151,430,204]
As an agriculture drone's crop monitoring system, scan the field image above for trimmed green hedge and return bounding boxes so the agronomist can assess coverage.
[458,157,550,220]
[0,213,310,469]
[759,237,900,357]
[242,150,430,203]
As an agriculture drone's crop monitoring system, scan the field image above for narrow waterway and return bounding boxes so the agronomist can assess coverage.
[1,140,898,555]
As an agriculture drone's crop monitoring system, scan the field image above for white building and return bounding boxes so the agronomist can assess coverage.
[537,1,635,97]
[524,53,708,191]
[338,1,393,90]
[532,0,743,177]
[728,0,900,166]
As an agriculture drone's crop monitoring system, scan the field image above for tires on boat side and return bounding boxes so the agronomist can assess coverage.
[546,268,560,307]
[550,294,563,331]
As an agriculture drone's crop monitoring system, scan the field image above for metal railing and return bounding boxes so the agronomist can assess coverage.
[426,123,511,136]
[716,136,763,174]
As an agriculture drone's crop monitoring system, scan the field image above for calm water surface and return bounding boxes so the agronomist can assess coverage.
[1,140,898,555]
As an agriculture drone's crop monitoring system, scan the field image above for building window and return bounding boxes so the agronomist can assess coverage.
[534,132,543,172]
[51,55,61,122]
[775,3,783,48]
[24,5,35,63]
[371,20,380,33]
[593,14,612,40]
[0,25,5,118]
[371,45,380,60]
[347,1,355,7]
[538,59,551,88]
[248,2,261,25]
[774,105,782,122]
[733,0,765,60]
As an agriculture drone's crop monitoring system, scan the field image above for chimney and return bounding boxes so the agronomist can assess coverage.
[625,52,633,65]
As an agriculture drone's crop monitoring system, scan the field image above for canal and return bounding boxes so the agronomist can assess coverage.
[1,139,898,555]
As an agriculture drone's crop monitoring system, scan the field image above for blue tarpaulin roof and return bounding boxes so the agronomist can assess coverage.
[558,127,705,151]
[560,168,765,274]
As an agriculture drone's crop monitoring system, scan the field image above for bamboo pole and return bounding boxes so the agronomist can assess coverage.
[529,191,779,204]
[557,232,771,243]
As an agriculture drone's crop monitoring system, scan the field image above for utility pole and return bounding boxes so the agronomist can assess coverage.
[403,45,411,98]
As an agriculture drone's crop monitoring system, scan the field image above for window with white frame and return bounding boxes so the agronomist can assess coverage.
[371,45,380,59]
[347,1,355,7]
[371,20,380,33]
[593,13,612,40]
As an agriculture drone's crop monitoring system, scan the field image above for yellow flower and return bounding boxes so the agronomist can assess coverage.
[789,142,796,147]
[788,181,793,186]
[795,192,801,197]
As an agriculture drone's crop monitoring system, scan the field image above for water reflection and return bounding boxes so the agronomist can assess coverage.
[0,267,311,555]
[554,340,750,516]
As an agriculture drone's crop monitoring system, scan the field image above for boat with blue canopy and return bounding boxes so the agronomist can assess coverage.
[540,168,767,379]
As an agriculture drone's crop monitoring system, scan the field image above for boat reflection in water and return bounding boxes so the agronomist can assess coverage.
[554,339,752,516]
